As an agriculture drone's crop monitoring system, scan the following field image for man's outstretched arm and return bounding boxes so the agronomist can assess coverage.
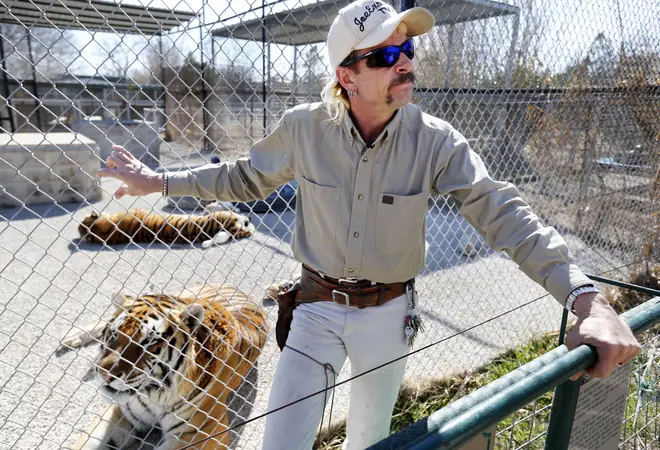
[98,113,294,202]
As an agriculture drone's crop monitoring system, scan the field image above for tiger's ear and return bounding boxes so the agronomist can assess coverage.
[182,304,205,329]
[89,211,100,219]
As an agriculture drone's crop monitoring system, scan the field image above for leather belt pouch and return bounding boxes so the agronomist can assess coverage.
[275,280,301,351]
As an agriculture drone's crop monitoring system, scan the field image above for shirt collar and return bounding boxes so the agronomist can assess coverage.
[341,110,359,143]
[382,107,403,143]
[341,107,403,146]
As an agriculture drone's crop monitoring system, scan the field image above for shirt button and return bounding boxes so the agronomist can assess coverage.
[362,156,368,162]
[353,232,360,238]
[348,268,355,273]
[357,194,364,200]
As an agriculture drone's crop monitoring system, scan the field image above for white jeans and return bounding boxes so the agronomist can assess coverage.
[262,294,410,450]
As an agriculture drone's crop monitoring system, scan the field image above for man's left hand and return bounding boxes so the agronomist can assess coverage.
[565,292,641,381]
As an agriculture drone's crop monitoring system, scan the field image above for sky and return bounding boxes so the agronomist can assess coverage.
[48,0,659,82]
[68,0,331,80]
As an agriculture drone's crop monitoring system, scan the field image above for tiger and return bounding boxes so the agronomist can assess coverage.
[78,209,256,249]
[63,284,269,450]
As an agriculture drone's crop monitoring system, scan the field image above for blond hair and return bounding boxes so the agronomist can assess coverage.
[323,22,409,124]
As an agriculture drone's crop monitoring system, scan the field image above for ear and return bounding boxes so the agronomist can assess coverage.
[336,67,355,91]
[201,230,231,249]
[90,211,99,219]
[237,213,255,232]
[182,304,205,330]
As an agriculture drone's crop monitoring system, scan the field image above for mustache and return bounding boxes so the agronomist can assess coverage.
[390,72,415,88]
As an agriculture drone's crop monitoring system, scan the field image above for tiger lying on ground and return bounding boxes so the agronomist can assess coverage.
[63,284,269,450]
[78,209,256,249]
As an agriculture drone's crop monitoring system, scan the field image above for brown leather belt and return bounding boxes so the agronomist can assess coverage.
[298,265,411,309]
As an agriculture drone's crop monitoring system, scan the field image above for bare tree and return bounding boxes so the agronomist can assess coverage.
[97,36,134,78]
[584,33,618,86]
[415,0,551,89]
[0,24,77,80]
[299,45,325,93]
[129,37,185,86]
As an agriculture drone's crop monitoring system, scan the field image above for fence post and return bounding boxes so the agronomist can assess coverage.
[199,0,210,152]
[400,0,416,11]
[544,310,581,450]
[0,24,15,132]
[26,29,42,130]
[544,378,582,449]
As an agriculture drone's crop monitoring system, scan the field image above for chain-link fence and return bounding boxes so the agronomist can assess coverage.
[0,0,658,448]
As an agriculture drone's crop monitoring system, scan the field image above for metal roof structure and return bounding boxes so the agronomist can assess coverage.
[0,0,197,35]
[211,0,519,45]
[208,0,521,141]
[0,1,197,133]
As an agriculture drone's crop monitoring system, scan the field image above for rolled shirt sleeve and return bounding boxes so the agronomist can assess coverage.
[433,128,593,305]
[167,113,294,202]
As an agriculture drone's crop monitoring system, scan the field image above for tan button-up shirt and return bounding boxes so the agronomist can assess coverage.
[169,102,592,305]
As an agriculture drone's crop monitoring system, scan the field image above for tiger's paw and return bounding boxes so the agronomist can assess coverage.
[201,231,231,249]
[57,330,96,356]
[60,322,107,350]
[61,332,89,349]
[264,279,297,303]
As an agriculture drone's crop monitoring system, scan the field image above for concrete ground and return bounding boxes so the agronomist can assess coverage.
[0,147,631,449]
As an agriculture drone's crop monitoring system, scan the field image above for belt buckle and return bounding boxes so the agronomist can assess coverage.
[332,290,351,306]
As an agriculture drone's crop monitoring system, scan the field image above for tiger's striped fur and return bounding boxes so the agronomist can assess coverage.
[78,209,255,247]
[70,284,269,450]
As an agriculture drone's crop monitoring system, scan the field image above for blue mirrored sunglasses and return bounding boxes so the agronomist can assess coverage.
[340,38,415,68]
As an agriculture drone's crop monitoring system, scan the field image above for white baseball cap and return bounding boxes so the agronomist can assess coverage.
[327,0,435,71]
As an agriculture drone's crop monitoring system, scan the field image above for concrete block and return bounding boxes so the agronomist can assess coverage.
[70,119,161,167]
[0,132,102,207]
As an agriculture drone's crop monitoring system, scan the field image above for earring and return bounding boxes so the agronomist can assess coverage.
[348,88,357,98]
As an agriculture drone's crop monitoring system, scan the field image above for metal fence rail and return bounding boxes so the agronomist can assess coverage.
[369,296,660,449]
[0,0,658,448]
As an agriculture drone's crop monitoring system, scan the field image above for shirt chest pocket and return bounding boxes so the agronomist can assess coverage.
[299,177,341,242]
[375,191,429,254]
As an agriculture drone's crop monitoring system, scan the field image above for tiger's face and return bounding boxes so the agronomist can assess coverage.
[96,297,204,396]
[222,211,256,239]
[78,211,116,243]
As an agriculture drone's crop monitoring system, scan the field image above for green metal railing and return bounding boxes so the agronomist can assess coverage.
[546,274,660,450]
[369,292,660,450]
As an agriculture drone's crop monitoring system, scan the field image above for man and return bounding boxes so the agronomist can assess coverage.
[96,1,641,449]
